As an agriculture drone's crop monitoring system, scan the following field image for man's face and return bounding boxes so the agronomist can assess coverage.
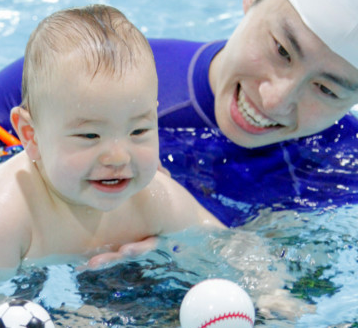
[211,0,358,148]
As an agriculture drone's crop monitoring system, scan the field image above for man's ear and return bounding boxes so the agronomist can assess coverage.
[10,106,40,161]
[243,0,256,13]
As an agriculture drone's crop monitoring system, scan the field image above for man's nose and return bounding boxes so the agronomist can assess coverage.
[258,77,299,116]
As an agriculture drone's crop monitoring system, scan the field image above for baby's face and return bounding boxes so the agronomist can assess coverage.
[212,0,358,148]
[33,57,159,211]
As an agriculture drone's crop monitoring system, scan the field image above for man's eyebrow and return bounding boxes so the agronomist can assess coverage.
[281,19,358,92]
[321,73,358,92]
[282,19,304,59]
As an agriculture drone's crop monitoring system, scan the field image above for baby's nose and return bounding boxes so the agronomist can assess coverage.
[100,143,131,167]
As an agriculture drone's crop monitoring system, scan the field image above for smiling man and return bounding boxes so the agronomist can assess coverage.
[210,0,358,148]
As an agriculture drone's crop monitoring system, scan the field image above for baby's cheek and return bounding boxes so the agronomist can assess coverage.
[49,157,82,186]
[139,150,159,179]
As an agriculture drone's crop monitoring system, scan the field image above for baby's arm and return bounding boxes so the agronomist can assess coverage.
[135,170,223,232]
[143,170,225,232]
[87,172,224,268]
[0,211,28,279]
[159,174,225,232]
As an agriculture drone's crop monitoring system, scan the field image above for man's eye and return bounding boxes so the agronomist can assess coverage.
[131,129,148,136]
[316,83,338,99]
[275,40,291,62]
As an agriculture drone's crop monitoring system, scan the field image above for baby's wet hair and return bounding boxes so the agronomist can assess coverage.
[21,4,154,115]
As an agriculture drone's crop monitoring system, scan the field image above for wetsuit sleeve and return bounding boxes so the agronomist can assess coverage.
[149,39,208,128]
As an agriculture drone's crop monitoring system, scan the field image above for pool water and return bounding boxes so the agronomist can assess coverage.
[1,1,358,327]
[1,128,357,327]
[2,205,358,327]
[0,0,242,70]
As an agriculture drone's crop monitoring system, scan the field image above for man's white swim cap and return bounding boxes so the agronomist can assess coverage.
[288,0,358,69]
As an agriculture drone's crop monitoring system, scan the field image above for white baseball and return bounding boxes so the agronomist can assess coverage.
[180,279,255,328]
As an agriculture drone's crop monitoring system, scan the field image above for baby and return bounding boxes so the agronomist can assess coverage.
[0,4,222,277]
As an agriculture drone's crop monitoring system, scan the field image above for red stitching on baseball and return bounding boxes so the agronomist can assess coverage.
[199,312,254,328]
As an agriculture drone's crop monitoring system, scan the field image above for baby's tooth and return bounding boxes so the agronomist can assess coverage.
[101,180,119,185]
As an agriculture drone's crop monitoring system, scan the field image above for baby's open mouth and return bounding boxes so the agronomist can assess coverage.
[89,178,130,193]
[237,87,279,128]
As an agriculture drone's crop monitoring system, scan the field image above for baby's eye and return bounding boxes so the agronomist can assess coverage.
[131,128,149,136]
[315,83,338,99]
[275,40,291,63]
[75,133,100,139]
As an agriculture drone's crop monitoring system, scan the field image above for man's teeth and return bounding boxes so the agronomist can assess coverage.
[238,90,278,127]
[101,179,120,185]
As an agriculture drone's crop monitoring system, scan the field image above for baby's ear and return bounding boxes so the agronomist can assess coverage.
[243,0,256,13]
[10,106,40,161]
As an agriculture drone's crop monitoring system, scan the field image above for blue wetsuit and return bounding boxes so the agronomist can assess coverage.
[1,39,358,227]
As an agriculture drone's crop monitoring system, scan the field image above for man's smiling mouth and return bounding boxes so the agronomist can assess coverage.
[237,87,279,128]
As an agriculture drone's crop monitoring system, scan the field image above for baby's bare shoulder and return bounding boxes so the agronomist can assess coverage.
[0,187,32,270]
[0,154,34,262]
[0,156,24,204]
[0,153,33,207]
